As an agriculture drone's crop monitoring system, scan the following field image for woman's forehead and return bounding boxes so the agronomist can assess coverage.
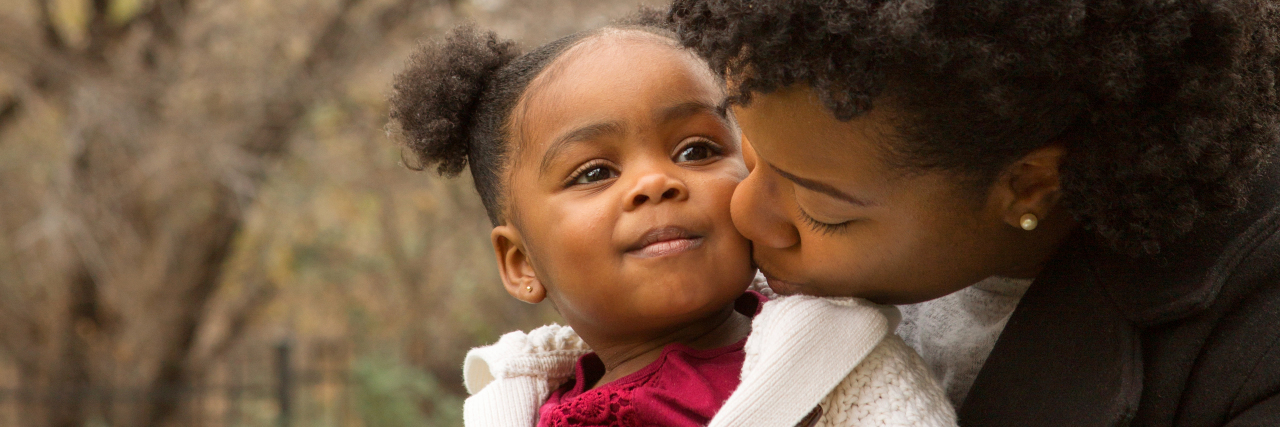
[733,87,907,192]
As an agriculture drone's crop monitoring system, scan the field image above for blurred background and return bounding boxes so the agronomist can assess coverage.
[0,0,662,425]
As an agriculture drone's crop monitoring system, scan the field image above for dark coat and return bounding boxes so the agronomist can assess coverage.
[959,162,1280,427]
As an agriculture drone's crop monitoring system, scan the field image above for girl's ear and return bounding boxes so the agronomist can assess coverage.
[995,144,1067,230]
[491,225,545,304]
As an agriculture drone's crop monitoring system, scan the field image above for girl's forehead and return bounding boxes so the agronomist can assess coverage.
[527,30,689,99]
[510,31,723,156]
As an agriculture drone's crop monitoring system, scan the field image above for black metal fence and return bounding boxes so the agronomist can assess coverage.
[0,340,362,427]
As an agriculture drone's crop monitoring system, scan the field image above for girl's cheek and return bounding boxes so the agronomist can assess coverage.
[735,138,754,177]
[728,157,749,181]
[718,171,747,197]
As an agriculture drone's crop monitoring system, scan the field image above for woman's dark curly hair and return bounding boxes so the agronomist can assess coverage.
[670,0,1280,256]
[388,10,672,226]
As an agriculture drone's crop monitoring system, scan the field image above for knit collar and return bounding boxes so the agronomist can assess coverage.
[971,276,1033,298]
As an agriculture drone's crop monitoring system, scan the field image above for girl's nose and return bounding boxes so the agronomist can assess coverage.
[624,171,689,211]
[731,165,800,249]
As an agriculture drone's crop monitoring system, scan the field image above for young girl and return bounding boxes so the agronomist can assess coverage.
[389,17,955,427]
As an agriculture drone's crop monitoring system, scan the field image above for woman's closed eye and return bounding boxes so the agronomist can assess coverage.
[797,205,853,235]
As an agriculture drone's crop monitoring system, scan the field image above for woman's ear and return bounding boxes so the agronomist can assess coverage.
[996,145,1067,230]
[491,225,545,304]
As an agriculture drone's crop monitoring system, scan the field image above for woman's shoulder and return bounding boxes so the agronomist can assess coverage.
[1076,162,1280,326]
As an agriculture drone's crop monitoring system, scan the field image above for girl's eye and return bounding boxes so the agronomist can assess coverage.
[675,141,721,163]
[572,165,617,185]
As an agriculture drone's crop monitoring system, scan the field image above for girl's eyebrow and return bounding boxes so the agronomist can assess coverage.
[539,121,626,174]
[656,100,729,127]
[537,100,728,176]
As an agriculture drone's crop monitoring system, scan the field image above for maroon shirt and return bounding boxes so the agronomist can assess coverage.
[537,292,766,427]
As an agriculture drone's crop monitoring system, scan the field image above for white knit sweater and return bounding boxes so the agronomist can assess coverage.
[463,294,956,426]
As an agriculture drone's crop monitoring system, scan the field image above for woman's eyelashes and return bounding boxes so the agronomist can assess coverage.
[797,205,853,235]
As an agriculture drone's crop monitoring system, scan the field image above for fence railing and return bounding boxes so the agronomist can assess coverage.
[0,340,362,427]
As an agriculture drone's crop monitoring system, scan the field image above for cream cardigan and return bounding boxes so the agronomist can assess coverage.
[463,294,956,426]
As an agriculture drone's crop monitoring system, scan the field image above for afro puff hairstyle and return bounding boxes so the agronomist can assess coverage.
[670,0,1280,256]
[388,10,673,226]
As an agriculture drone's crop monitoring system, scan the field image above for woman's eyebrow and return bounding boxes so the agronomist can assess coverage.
[768,162,875,207]
[539,121,626,174]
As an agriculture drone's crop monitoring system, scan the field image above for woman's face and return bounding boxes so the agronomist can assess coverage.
[494,32,754,341]
[730,87,1026,304]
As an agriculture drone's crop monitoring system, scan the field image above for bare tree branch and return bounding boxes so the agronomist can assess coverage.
[0,295,42,376]
[144,191,242,427]
[83,0,193,69]
[84,0,113,61]
[243,0,437,158]
[0,96,19,134]
[301,0,362,74]
[241,0,366,158]
[0,16,91,97]
[47,267,100,427]
[33,0,65,51]
[187,282,276,375]
[140,0,190,45]
[378,0,444,34]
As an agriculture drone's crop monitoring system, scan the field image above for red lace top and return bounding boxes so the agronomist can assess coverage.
[537,292,765,427]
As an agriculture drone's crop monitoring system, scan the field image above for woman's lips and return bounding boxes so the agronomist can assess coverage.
[627,226,704,258]
[758,269,802,295]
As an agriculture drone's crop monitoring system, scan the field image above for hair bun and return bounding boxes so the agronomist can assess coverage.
[390,24,520,176]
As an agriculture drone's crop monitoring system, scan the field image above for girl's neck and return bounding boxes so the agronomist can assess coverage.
[583,302,752,390]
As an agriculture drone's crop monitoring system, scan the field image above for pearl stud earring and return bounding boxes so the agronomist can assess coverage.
[1020,213,1039,231]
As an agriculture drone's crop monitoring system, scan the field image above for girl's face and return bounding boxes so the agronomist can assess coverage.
[492,32,753,342]
[729,87,1050,304]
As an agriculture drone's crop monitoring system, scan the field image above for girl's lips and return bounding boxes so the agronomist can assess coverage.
[629,237,704,258]
[626,226,704,258]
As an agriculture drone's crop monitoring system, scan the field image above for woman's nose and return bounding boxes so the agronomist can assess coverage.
[624,171,689,210]
[731,166,800,249]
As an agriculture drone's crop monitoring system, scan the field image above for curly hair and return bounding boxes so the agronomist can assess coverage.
[388,10,674,225]
[670,0,1280,256]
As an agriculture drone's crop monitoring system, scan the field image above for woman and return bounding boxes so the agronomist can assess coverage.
[670,0,1280,425]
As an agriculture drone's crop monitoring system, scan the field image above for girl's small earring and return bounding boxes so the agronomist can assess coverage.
[1020,213,1039,231]
[526,285,533,293]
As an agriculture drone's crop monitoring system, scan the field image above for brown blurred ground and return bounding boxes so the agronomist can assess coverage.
[0,0,663,425]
